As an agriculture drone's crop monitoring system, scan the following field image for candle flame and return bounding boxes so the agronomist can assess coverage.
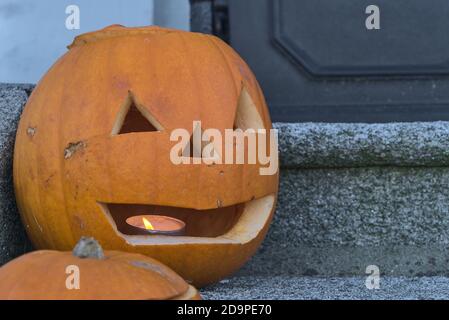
[142,217,154,230]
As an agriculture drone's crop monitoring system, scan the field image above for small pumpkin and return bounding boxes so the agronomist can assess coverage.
[0,237,200,300]
[13,25,279,287]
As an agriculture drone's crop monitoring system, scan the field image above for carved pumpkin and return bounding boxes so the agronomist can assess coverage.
[13,25,279,287]
[0,237,200,300]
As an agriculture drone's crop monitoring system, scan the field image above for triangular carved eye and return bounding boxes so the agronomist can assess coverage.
[111,92,163,135]
[233,86,265,131]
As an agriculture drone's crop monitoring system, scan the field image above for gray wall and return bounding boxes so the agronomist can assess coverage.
[0,0,189,83]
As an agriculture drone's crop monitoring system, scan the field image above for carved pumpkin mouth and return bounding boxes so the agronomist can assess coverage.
[98,194,275,245]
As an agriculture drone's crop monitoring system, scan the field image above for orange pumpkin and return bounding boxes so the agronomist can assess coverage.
[0,237,200,300]
[13,25,279,287]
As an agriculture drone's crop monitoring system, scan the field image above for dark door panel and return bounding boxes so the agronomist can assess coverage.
[229,0,449,122]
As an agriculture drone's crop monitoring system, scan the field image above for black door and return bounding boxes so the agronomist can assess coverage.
[228,0,449,122]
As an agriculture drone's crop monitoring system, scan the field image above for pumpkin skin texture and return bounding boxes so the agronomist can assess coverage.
[0,238,200,300]
[13,25,279,287]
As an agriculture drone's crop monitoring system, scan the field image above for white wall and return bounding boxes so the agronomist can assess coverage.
[154,0,189,30]
[0,0,190,83]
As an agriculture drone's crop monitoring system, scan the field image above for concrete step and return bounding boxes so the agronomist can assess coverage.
[244,166,449,277]
[250,122,449,277]
[201,275,449,300]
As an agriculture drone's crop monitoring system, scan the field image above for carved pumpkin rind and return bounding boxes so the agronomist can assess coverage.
[13,25,279,287]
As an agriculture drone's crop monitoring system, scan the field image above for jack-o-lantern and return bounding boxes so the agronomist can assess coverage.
[0,237,200,300]
[13,25,279,287]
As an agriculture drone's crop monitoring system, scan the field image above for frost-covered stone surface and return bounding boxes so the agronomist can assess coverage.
[202,276,449,300]
[0,83,33,264]
[275,122,449,168]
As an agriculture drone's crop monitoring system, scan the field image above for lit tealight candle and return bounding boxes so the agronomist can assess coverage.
[126,215,185,236]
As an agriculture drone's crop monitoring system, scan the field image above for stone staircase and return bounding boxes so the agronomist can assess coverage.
[3,83,449,299]
[242,122,449,278]
[204,122,449,299]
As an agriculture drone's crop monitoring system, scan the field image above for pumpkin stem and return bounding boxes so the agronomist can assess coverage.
[72,237,105,259]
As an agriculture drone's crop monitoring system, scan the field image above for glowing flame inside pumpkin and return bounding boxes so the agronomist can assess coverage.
[142,217,154,230]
